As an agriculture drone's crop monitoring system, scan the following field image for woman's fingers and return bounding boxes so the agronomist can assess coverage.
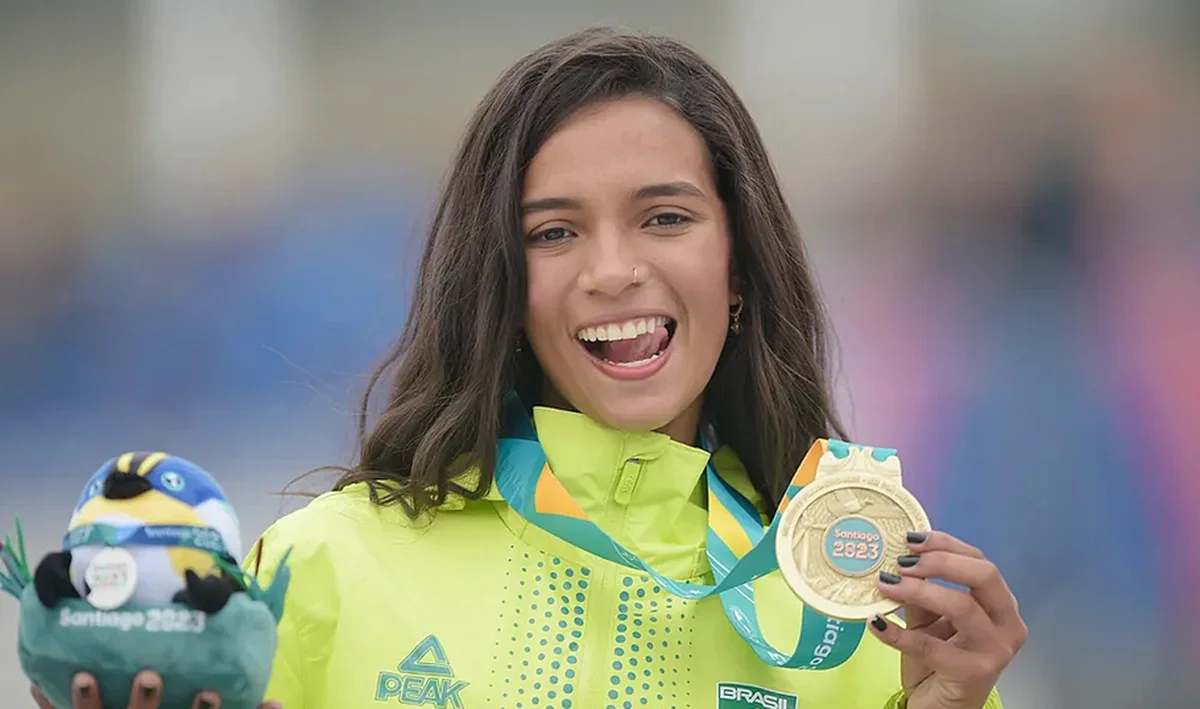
[869,613,980,677]
[31,674,104,709]
[877,573,1002,651]
[127,670,163,709]
[907,612,957,642]
[898,551,1020,625]
[73,674,103,709]
[901,531,1027,649]
[29,672,250,709]
[30,684,54,709]
[905,530,984,559]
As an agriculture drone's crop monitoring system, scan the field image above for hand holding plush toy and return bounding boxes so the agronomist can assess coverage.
[0,452,291,709]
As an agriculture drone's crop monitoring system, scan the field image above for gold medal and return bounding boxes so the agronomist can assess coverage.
[775,442,931,620]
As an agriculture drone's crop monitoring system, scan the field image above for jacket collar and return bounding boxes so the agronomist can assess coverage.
[495,407,763,578]
[531,406,711,524]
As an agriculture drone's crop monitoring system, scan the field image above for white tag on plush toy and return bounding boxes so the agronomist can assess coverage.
[84,548,138,610]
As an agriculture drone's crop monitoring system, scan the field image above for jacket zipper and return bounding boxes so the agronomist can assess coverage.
[577,456,644,706]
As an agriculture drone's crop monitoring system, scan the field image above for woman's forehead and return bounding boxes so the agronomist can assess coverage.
[522,97,714,201]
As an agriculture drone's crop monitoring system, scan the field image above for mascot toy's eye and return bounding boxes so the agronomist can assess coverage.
[160,472,184,492]
[0,451,293,709]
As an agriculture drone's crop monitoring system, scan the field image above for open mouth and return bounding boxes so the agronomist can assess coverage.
[576,315,677,368]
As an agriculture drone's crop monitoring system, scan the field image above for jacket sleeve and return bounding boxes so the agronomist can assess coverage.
[881,688,1003,708]
[242,515,338,709]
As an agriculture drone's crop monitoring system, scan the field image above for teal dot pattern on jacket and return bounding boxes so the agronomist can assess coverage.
[492,546,693,708]
[605,574,691,709]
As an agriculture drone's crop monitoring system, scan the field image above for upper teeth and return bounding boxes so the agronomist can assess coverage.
[577,316,669,343]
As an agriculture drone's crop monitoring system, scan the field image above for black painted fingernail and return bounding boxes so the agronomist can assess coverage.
[879,571,902,584]
[897,554,920,568]
[77,685,90,698]
[871,615,888,632]
[142,684,157,700]
[199,700,216,709]
[906,531,927,544]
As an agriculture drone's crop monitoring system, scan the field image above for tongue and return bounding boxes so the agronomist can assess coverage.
[599,325,670,363]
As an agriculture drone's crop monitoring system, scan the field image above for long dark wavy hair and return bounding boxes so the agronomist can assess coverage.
[333,27,847,516]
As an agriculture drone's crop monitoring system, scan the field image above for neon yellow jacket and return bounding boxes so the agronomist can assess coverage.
[245,406,1002,709]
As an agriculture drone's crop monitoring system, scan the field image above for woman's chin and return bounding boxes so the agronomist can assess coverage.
[577,393,701,442]
[543,367,705,442]
[597,410,673,434]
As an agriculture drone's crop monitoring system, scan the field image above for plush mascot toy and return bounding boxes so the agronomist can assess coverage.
[0,452,291,709]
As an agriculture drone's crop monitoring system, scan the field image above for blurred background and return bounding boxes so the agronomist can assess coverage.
[1,1,1197,706]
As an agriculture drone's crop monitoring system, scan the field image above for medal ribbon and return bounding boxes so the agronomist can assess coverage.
[63,523,233,560]
[495,393,884,669]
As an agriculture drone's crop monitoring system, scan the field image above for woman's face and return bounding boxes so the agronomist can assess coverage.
[521,96,737,441]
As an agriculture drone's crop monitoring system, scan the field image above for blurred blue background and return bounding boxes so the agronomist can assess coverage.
[1,2,1197,707]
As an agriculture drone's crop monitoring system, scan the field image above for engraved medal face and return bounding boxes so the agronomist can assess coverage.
[776,472,930,620]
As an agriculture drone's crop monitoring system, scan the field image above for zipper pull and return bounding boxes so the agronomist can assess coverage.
[613,458,643,505]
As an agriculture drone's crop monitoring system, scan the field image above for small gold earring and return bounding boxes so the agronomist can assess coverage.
[730,295,743,335]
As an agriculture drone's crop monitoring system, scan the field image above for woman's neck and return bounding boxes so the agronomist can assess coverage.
[540,382,703,446]
[656,400,703,446]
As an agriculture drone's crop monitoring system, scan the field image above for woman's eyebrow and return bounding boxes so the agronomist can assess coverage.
[521,181,705,216]
[521,196,582,215]
[632,181,705,200]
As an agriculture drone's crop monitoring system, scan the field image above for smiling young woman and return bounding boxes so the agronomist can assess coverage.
[520,96,738,444]
[38,27,1024,709]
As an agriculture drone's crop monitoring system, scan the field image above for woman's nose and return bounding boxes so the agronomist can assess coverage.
[577,229,642,296]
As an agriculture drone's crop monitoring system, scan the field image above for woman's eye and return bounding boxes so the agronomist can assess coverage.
[646,212,691,228]
[529,227,573,243]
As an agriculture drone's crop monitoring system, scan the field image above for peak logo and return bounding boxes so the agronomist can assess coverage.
[716,682,797,709]
[376,635,469,708]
